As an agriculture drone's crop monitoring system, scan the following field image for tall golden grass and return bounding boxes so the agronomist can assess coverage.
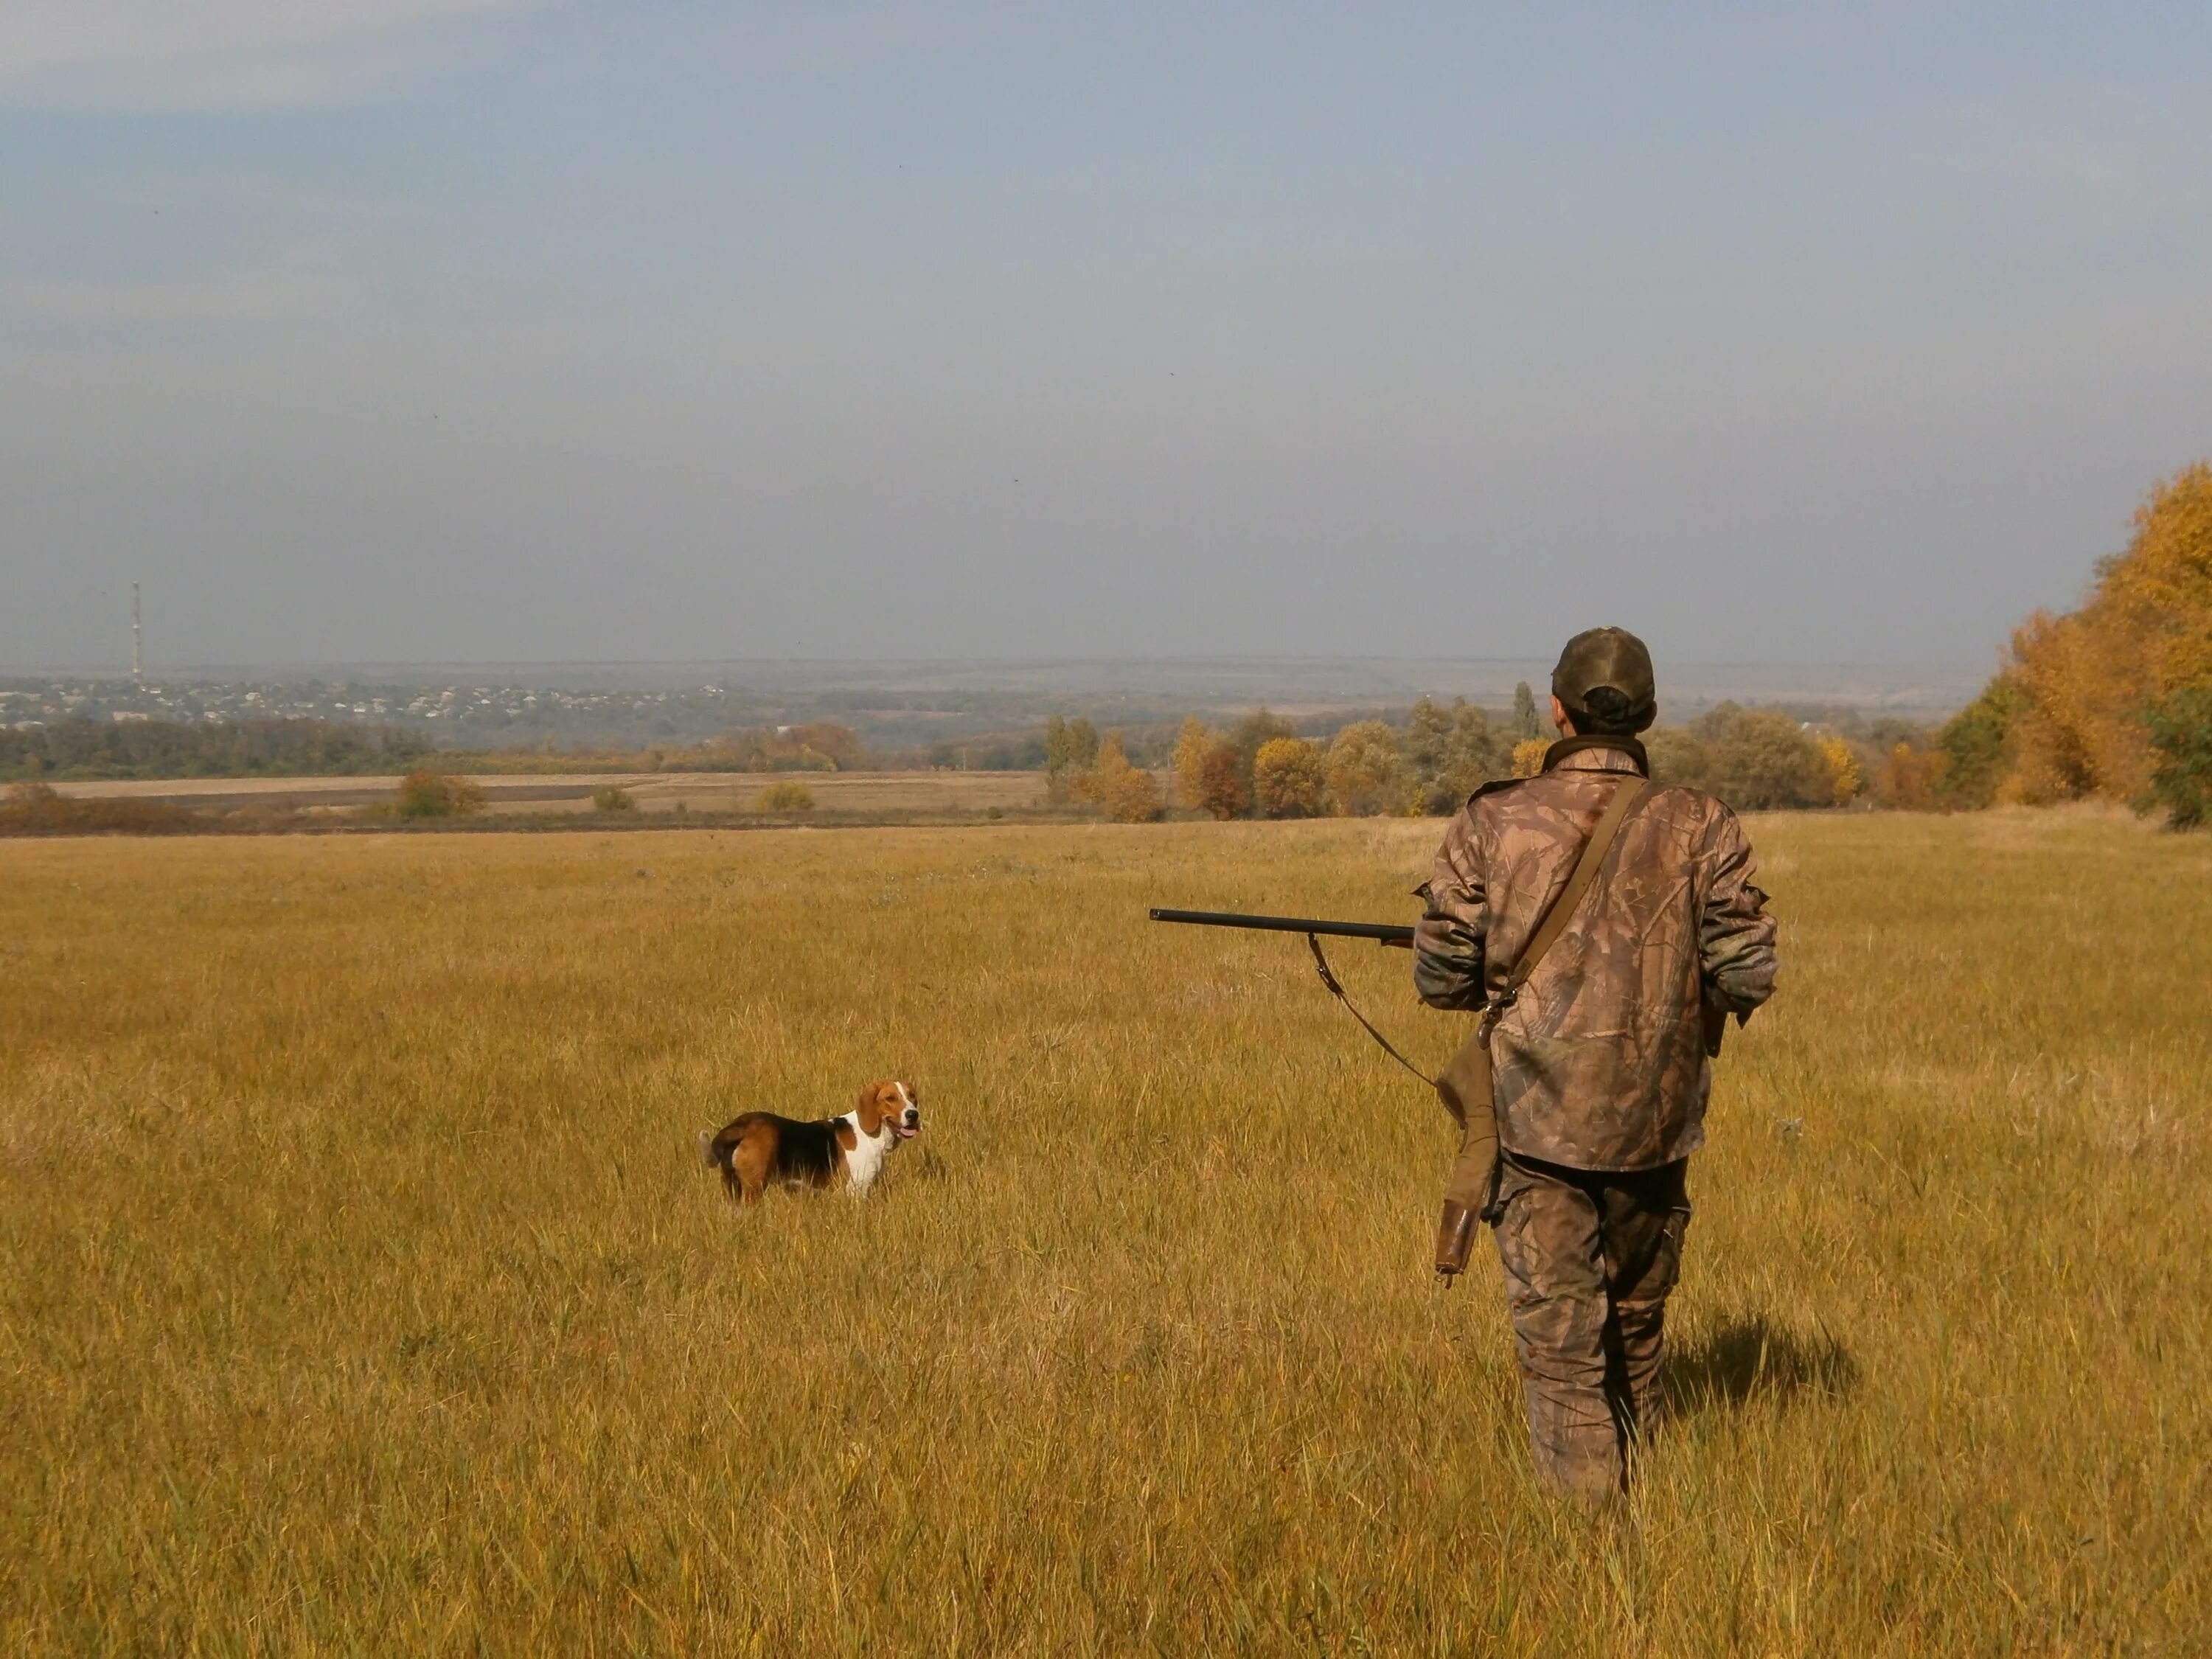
[2,810,2207,1653]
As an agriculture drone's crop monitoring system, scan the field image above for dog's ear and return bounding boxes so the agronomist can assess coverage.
[856,1082,883,1134]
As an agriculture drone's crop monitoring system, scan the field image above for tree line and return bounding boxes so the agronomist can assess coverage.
[1,717,432,782]
[1043,698,1885,823]
[0,717,891,784]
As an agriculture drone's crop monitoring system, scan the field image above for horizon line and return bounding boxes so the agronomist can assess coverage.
[2,652,1997,677]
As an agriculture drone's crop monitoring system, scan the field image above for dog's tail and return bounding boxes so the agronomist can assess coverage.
[700,1127,728,1171]
[701,1122,749,1201]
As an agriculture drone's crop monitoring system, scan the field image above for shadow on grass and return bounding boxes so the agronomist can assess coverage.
[1664,1312,1860,1416]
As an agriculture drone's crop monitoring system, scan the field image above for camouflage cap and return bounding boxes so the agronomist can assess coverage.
[1551,627,1656,726]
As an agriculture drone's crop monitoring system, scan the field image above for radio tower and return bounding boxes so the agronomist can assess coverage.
[131,582,144,683]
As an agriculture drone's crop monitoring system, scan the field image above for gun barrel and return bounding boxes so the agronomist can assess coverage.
[1149,908,1414,945]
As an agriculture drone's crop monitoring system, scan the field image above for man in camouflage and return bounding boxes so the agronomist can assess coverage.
[1413,627,1778,1501]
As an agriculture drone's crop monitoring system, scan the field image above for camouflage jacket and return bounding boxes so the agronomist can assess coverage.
[1413,743,1778,1170]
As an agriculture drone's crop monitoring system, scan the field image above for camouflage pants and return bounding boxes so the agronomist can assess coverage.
[1491,1151,1690,1501]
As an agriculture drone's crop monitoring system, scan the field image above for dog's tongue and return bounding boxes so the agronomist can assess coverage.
[895,1123,919,1138]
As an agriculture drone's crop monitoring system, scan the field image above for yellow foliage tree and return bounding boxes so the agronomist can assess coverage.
[1252,737,1326,818]
[2106,461,2212,692]
[1172,717,1211,811]
[2005,462,2212,803]
[1089,734,1162,823]
[1324,721,1404,816]
[1172,715,1253,818]
[1511,738,1548,779]
[1105,767,1163,823]
[1875,742,1947,811]
[1815,736,1863,806]
[2006,606,2140,801]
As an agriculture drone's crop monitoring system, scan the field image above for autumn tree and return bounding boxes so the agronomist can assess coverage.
[1403,696,1503,813]
[1169,716,1248,818]
[1045,714,1102,804]
[778,723,864,769]
[1195,748,1250,820]
[719,723,862,772]
[2006,606,2143,802]
[1708,710,1826,810]
[1088,733,1162,823]
[1511,738,1548,779]
[1227,707,1297,803]
[2105,461,2212,696]
[1933,676,2023,808]
[1324,721,1405,816]
[755,779,815,811]
[1106,767,1164,823]
[2000,462,2212,805]
[1064,731,1107,804]
[1815,736,1863,807]
[1252,737,1326,818]
[1051,714,1101,771]
[395,771,484,818]
[1875,742,1946,810]
[1644,727,1711,789]
[1688,701,1744,742]
[1172,717,1212,810]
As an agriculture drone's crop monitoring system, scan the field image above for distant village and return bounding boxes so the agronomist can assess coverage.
[0,677,765,748]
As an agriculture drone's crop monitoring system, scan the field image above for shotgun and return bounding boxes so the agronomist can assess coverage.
[1152,908,1731,1055]
[1147,908,1413,946]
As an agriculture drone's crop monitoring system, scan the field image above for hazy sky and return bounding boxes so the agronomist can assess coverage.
[5,2,2209,672]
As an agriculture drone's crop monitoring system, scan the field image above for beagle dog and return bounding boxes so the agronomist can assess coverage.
[700,1079,921,1203]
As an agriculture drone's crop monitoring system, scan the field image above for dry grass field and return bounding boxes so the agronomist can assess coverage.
[2,810,2208,1654]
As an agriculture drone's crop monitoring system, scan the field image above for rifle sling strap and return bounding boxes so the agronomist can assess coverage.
[1307,932,1436,1088]
[1501,775,1649,1011]
[1436,774,1649,1124]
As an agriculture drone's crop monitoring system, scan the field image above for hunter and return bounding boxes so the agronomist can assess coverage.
[1412,627,1778,1502]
